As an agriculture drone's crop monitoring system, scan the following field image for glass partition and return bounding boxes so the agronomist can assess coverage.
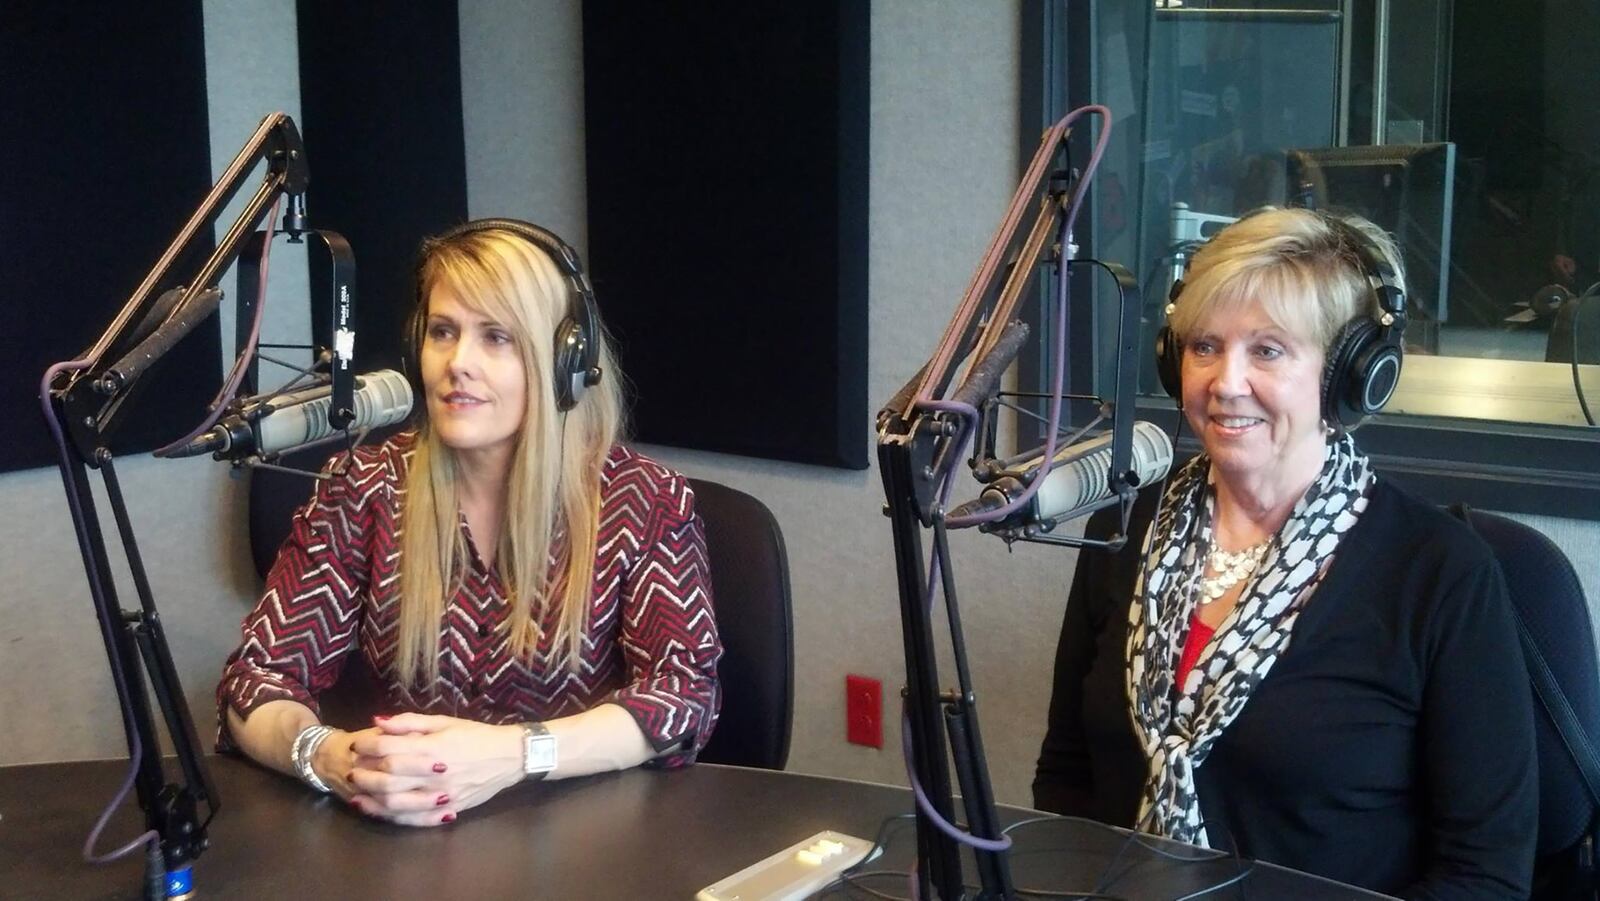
[1087,0,1599,429]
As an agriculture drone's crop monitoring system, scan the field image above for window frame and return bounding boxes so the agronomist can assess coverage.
[1021,0,1600,521]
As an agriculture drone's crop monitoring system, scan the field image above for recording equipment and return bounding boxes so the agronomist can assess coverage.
[44,112,310,900]
[1529,284,1576,319]
[877,104,1125,901]
[952,421,1173,528]
[1155,210,1407,429]
[415,218,602,412]
[172,369,411,461]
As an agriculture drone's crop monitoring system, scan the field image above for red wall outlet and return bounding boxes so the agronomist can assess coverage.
[846,674,883,748]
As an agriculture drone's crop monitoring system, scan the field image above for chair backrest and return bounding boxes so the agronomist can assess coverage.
[248,442,331,582]
[1450,506,1600,874]
[684,478,794,770]
[1547,293,1600,365]
[248,455,795,770]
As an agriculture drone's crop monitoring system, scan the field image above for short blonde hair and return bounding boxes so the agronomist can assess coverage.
[1168,207,1405,354]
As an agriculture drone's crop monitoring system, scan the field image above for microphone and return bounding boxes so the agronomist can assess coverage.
[169,369,412,460]
[952,421,1173,526]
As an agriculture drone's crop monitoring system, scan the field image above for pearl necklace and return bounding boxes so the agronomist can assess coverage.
[1198,541,1270,605]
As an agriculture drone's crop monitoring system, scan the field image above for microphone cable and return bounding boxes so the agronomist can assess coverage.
[153,196,281,457]
[1571,282,1597,427]
[39,359,161,877]
[818,804,1257,900]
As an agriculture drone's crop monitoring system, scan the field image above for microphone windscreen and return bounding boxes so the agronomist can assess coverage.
[1033,421,1173,522]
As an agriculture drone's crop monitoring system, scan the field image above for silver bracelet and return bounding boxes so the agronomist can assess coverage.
[291,724,335,793]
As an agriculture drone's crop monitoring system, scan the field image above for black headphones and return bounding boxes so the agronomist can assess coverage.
[410,217,603,413]
[1153,211,1407,429]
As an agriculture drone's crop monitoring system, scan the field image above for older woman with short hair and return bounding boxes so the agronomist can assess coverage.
[1033,208,1537,898]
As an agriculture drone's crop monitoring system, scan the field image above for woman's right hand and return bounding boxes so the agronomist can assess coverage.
[311,726,383,800]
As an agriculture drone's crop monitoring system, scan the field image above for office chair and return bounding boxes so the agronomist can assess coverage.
[685,478,794,770]
[1547,291,1600,366]
[1450,504,1600,900]
[247,447,795,770]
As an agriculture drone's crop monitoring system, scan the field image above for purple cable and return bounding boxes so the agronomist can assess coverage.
[153,195,282,457]
[900,709,1013,853]
[929,104,1114,531]
[888,103,1116,877]
[38,361,159,865]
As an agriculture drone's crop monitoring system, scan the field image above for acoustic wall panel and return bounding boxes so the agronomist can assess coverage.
[295,0,469,375]
[583,4,870,469]
[2,4,218,472]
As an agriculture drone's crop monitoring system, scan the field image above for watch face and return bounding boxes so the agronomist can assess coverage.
[525,734,557,772]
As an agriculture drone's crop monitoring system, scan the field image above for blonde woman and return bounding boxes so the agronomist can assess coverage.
[1033,208,1536,897]
[218,219,722,826]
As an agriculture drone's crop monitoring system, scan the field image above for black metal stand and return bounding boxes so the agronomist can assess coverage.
[52,448,217,899]
[880,431,981,900]
[875,105,1154,900]
[43,112,314,900]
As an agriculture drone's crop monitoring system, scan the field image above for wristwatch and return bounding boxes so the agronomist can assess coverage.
[520,722,557,780]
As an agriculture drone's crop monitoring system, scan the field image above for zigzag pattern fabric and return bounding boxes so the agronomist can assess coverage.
[217,431,722,765]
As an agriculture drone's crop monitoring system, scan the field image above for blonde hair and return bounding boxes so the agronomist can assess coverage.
[397,227,625,688]
[1168,207,1405,354]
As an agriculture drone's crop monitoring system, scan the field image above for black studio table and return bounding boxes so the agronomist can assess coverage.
[1,756,1391,900]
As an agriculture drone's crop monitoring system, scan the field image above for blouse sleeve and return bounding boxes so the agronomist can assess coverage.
[214,453,373,751]
[1403,556,1538,900]
[609,474,723,767]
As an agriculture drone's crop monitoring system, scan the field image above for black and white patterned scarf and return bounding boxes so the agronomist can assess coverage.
[1125,432,1374,847]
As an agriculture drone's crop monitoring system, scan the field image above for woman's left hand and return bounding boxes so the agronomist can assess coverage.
[346,713,524,827]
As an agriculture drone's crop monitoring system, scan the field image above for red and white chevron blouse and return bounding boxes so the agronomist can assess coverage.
[217,431,722,765]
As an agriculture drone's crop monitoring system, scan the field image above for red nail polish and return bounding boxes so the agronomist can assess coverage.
[435,794,449,806]
[441,812,456,824]
[374,714,390,722]
[432,762,447,773]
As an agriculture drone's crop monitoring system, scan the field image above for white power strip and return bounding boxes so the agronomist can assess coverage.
[695,829,879,901]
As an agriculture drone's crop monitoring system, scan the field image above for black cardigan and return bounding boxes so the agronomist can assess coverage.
[1032,478,1537,900]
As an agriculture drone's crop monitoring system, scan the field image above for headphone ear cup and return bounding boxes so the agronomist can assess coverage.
[551,314,586,412]
[1321,318,1377,427]
[1349,335,1403,420]
[1154,325,1184,401]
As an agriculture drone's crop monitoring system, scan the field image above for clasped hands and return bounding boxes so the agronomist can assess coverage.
[312,713,524,827]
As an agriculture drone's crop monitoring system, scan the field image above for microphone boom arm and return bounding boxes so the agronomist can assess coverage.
[57,113,309,455]
[39,113,331,900]
[876,104,1151,900]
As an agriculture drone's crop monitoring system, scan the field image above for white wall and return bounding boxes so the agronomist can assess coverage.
[459,0,589,248]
